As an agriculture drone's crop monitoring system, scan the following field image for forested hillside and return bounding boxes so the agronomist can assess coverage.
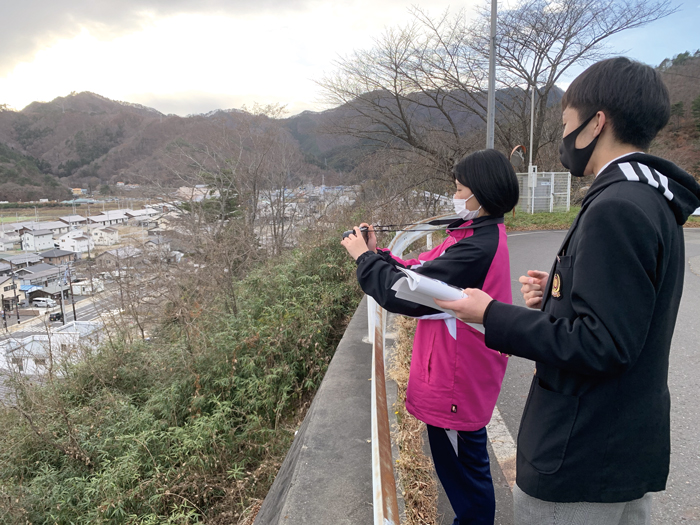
[652,51,700,177]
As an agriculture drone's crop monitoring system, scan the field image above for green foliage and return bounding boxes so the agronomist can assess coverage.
[670,101,684,130]
[57,126,124,177]
[658,50,700,70]
[692,95,700,132]
[0,143,70,202]
[0,235,361,523]
[12,114,52,149]
[505,207,581,231]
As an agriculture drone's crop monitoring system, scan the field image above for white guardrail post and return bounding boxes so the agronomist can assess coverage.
[369,213,456,525]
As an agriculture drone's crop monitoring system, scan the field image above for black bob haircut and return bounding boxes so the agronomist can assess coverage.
[561,57,670,150]
[453,149,519,217]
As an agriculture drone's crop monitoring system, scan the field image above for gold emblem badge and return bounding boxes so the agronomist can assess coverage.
[551,272,562,298]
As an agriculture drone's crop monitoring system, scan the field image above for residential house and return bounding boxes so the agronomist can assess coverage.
[91,226,119,246]
[19,228,54,251]
[1,275,26,311]
[15,263,62,286]
[175,185,220,202]
[125,208,160,227]
[33,282,71,302]
[40,249,77,265]
[95,246,141,270]
[0,235,19,251]
[1,320,104,377]
[6,221,34,234]
[58,230,94,254]
[58,215,87,227]
[1,253,43,270]
[144,237,171,253]
[87,210,128,226]
[70,278,105,296]
[34,221,70,236]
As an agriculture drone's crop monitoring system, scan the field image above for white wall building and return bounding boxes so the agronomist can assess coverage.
[88,211,128,226]
[20,229,54,251]
[1,321,103,377]
[58,230,94,254]
[91,226,119,246]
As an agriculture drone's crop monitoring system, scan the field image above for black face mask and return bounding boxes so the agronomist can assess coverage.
[559,113,600,177]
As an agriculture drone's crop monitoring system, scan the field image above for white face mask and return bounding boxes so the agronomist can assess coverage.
[453,194,482,220]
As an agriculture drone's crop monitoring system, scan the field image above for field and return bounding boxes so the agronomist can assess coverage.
[0,199,153,222]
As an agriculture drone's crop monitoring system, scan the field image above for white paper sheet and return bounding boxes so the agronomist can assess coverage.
[391,268,485,334]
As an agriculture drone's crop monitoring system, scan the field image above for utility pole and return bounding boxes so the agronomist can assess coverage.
[57,267,66,325]
[86,204,92,260]
[486,0,497,149]
[529,81,536,169]
[11,272,20,324]
[67,265,78,321]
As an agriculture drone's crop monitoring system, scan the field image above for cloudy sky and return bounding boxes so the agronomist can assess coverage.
[0,0,696,116]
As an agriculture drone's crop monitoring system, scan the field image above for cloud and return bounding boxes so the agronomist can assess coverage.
[0,0,311,76]
[0,0,467,114]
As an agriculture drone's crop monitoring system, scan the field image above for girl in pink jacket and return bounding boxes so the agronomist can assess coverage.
[342,149,519,525]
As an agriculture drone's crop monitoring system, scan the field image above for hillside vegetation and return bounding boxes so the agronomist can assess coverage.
[0,142,70,202]
[0,235,362,524]
[652,51,700,177]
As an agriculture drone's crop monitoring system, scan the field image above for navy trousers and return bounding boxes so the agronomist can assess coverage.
[426,424,495,525]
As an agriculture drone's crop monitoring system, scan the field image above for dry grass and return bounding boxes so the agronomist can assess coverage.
[389,316,438,525]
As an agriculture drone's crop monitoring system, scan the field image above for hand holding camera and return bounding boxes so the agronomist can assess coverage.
[340,223,377,261]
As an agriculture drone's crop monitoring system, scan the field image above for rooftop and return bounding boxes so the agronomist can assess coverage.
[40,249,76,258]
[59,215,87,223]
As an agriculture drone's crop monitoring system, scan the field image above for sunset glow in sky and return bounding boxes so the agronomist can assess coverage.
[0,0,695,116]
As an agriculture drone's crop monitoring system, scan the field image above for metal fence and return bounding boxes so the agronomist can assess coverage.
[517,168,571,213]
[367,213,456,525]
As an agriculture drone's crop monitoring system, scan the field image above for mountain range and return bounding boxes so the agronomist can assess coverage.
[0,54,698,202]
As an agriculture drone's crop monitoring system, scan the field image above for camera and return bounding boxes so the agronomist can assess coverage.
[342,226,369,243]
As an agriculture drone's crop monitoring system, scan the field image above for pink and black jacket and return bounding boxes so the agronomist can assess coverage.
[355,215,512,431]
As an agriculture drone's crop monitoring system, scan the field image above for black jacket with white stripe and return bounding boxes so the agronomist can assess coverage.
[484,153,700,502]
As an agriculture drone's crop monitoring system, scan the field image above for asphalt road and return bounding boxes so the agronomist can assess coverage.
[483,228,700,525]
[0,296,111,341]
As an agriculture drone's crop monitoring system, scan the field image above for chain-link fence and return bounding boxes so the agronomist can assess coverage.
[516,169,571,213]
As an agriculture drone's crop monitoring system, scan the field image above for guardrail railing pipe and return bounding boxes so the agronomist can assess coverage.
[369,213,456,524]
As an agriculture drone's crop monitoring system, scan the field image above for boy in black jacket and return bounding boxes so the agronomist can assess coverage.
[437,57,700,524]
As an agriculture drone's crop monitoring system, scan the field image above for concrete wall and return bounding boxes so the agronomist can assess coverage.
[254,297,374,524]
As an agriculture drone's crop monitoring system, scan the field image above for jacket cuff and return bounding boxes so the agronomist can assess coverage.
[355,250,374,266]
[482,299,497,324]
[483,301,519,352]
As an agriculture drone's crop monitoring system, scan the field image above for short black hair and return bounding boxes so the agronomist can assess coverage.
[453,149,519,217]
[561,57,670,150]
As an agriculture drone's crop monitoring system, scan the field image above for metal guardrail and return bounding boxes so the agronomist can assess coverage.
[368,213,457,525]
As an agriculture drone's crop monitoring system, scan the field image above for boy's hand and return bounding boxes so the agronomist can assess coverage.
[341,226,371,261]
[518,270,549,309]
[434,288,494,324]
[359,223,377,253]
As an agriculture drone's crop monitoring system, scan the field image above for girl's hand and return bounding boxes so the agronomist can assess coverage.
[341,226,371,261]
[359,223,377,253]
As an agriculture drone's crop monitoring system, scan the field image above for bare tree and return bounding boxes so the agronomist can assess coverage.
[319,0,676,173]
[466,0,676,162]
